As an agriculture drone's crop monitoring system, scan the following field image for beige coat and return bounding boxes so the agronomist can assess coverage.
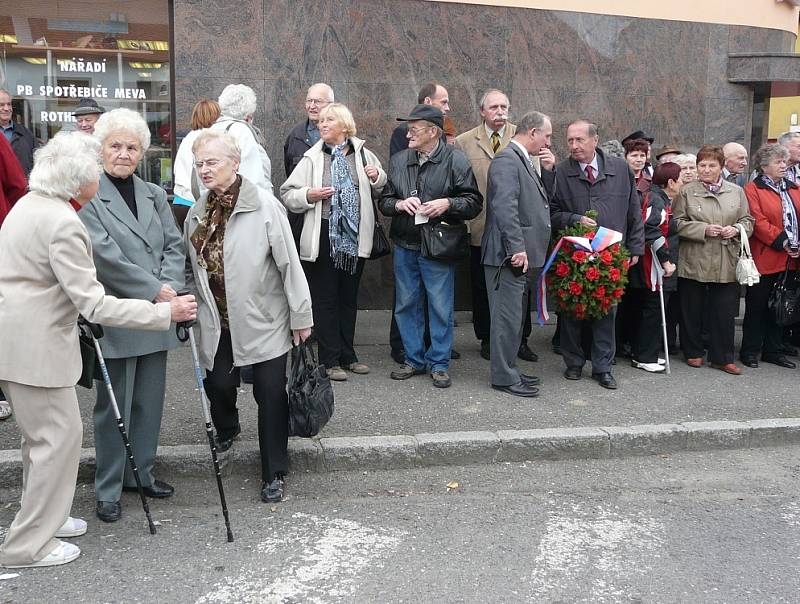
[279,137,387,262]
[0,193,171,388]
[184,177,313,370]
[672,179,755,283]
[457,122,542,245]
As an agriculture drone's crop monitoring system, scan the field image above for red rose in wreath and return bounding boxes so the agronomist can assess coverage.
[600,250,613,265]
[585,266,600,281]
[592,285,606,299]
[609,268,621,282]
[568,281,583,295]
[555,262,570,277]
[572,250,587,263]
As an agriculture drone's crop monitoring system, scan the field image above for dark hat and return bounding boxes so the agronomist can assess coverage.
[655,144,682,159]
[396,104,444,129]
[74,98,105,116]
[621,130,654,145]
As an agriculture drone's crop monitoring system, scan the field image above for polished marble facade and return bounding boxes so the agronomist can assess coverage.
[174,0,796,308]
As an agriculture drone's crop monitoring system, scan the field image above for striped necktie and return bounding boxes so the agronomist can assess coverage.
[491,131,500,153]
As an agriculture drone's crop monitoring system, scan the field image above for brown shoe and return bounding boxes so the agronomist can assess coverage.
[345,362,370,374]
[710,362,741,375]
[326,366,348,381]
[686,357,704,368]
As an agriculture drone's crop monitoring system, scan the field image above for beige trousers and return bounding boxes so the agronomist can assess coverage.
[0,381,82,566]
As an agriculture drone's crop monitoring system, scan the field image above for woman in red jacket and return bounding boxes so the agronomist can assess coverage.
[741,143,800,368]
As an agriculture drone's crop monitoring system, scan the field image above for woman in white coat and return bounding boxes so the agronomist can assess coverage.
[280,103,386,381]
[184,130,312,503]
[0,132,196,568]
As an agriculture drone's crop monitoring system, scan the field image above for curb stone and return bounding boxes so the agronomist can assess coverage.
[1,418,799,488]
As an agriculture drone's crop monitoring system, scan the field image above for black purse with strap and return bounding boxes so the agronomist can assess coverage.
[768,259,800,326]
[359,148,391,260]
[419,220,469,262]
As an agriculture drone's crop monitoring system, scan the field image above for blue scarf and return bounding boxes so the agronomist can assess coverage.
[328,142,360,274]
[762,175,799,247]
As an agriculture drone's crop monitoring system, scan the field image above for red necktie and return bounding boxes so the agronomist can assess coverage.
[585,165,595,183]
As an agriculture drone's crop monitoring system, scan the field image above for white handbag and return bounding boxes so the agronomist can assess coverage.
[735,223,760,286]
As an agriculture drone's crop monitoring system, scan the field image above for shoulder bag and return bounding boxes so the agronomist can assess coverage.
[359,148,390,259]
[420,220,469,262]
[768,259,800,326]
[735,223,760,286]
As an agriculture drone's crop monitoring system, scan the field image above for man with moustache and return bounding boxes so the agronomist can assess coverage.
[380,105,481,389]
[482,111,553,397]
[456,90,554,362]
[550,119,644,390]
[0,89,35,177]
[73,98,105,135]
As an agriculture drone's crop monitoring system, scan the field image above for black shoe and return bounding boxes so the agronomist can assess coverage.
[96,500,121,523]
[241,365,254,385]
[762,355,796,369]
[592,372,618,389]
[123,479,174,498]
[740,356,759,368]
[520,373,542,386]
[517,342,538,362]
[390,349,406,364]
[480,340,490,360]
[564,367,582,380]
[491,382,539,397]
[261,476,285,503]
[215,426,241,452]
[450,348,461,360]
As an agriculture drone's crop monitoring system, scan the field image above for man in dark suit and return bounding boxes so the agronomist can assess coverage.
[482,111,553,397]
[722,142,749,187]
[0,89,35,177]
[550,119,645,390]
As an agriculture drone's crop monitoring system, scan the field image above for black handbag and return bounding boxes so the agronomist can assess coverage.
[77,319,100,389]
[287,341,335,438]
[768,262,800,326]
[359,148,390,260]
[419,221,469,262]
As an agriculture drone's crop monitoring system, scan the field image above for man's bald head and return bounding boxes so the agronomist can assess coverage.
[723,142,748,175]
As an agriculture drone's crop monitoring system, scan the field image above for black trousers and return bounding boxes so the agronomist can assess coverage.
[204,329,288,482]
[560,307,617,373]
[679,278,739,365]
[470,246,491,342]
[631,288,672,363]
[303,221,365,369]
[741,271,786,359]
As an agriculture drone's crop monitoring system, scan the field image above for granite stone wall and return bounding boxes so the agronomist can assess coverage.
[174,0,795,308]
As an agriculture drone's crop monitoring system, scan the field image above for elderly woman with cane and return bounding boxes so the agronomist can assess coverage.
[80,108,186,523]
[0,132,196,568]
[184,130,312,503]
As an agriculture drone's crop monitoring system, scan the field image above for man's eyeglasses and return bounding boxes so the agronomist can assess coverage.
[407,126,432,136]
[305,98,331,107]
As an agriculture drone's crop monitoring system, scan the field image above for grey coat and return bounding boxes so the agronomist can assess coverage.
[550,149,645,256]
[184,177,313,371]
[481,142,551,267]
[80,173,185,358]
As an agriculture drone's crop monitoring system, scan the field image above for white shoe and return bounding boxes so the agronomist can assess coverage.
[632,360,665,373]
[55,517,87,538]
[3,540,80,568]
[0,401,11,420]
[657,358,666,365]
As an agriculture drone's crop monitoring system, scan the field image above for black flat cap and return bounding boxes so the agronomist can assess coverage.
[621,130,654,145]
[396,104,444,129]
[74,98,105,116]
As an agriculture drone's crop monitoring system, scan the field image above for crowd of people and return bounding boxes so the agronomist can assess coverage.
[1,79,800,568]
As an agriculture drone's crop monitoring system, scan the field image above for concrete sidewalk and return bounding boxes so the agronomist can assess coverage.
[1,310,799,483]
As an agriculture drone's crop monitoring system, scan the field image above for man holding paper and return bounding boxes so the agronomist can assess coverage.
[550,119,644,389]
[379,104,482,389]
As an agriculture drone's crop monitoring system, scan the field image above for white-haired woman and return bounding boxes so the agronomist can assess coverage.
[673,153,698,184]
[210,83,272,192]
[280,103,386,381]
[79,108,187,524]
[184,130,312,503]
[0,132,196,568]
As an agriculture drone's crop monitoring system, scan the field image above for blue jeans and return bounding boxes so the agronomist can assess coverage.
[393,245,455,373]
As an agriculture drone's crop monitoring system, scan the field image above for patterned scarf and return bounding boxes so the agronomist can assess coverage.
[702,177,723,195]
[328,142,360,274]
[762,174,799,247]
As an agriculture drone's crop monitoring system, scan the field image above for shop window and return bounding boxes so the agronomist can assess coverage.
[0,2,172,189]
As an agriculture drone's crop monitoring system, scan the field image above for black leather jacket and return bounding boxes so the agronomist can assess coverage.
[379,142,482,249]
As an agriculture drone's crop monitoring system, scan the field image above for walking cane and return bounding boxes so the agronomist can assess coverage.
[651,238,671,375]
[175,315,234,543]
[80,318,157,535]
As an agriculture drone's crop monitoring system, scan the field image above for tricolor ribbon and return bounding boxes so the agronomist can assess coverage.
[535,226,623,326]
[649,236,666,292]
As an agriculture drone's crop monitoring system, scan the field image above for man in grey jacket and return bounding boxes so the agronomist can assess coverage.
[482,111,553,397]
[550,119,645,390]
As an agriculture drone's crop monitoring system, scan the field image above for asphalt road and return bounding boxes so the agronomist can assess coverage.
[1,446,799,603]
[1,311,798,452]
